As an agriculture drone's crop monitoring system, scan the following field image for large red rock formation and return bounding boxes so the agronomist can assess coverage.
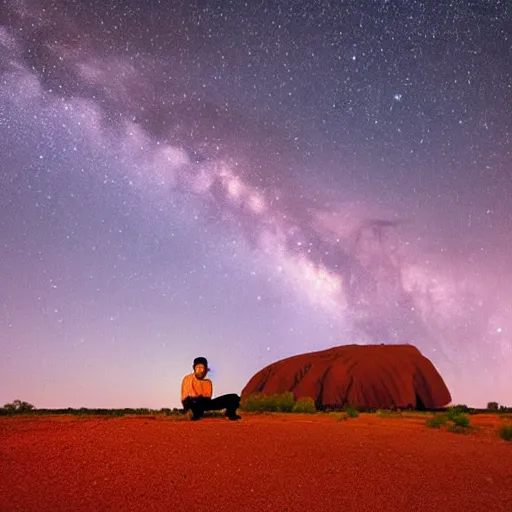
[242,344,451,410]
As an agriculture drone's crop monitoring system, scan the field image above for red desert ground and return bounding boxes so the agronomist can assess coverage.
[1,413,511,512]
[1,345,511,511]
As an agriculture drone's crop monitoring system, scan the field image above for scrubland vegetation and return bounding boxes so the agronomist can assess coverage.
[2,397,511,440]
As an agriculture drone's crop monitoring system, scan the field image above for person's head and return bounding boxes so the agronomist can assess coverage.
[193,357,209,379]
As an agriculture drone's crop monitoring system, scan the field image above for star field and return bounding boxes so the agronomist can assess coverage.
[1,0,511,408]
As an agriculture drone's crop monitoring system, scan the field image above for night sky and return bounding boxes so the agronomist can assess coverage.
[1,0,511,409]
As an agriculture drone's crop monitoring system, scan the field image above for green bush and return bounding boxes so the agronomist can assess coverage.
[241,393,318,413]
[274,392,296,412]
[240,393,267,412]
[2,400,35,413]
[241,392,296,413]
[445,407,471,427]
[426,414,448,429]
[447,424,470,434]
[292,397,317,414]
[344,406,359,418]
[447,404,470,415]
[499,424,512,441]
[449,413,470,428]
[426,411,470,431]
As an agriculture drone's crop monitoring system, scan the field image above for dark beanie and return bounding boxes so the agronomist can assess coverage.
[193,357,208,369]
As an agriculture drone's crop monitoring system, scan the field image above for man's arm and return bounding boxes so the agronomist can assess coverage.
[203,379,213,399]
[181,375,191,403]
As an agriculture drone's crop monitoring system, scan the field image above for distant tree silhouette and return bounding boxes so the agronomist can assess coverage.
[3,399,35,412]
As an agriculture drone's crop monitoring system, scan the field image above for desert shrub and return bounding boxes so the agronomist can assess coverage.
[292,397,317,414]
[450,413,470,428]
[241,392,295,413]
[446,408,471,427]
[426,411,470,432]
[123,408,150,415]
[2,400,35,413]
[447,424,470,434]
[344,406,359,418]
[448,404,470,415]
[274,392,296,412]
[426,414,448,429]
[498,424,512,441]
[240,393,268,412]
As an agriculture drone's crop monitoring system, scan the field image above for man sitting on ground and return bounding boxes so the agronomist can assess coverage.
[181,357,242,421]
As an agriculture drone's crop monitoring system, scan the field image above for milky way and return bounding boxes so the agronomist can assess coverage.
[1,0,511,408]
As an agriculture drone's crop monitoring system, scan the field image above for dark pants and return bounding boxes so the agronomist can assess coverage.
[182,394,240,419]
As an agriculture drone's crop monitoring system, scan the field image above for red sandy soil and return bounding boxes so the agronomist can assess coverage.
[1,413,511,512]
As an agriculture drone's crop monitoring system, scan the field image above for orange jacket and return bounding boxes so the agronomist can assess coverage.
[181,373,213,402]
